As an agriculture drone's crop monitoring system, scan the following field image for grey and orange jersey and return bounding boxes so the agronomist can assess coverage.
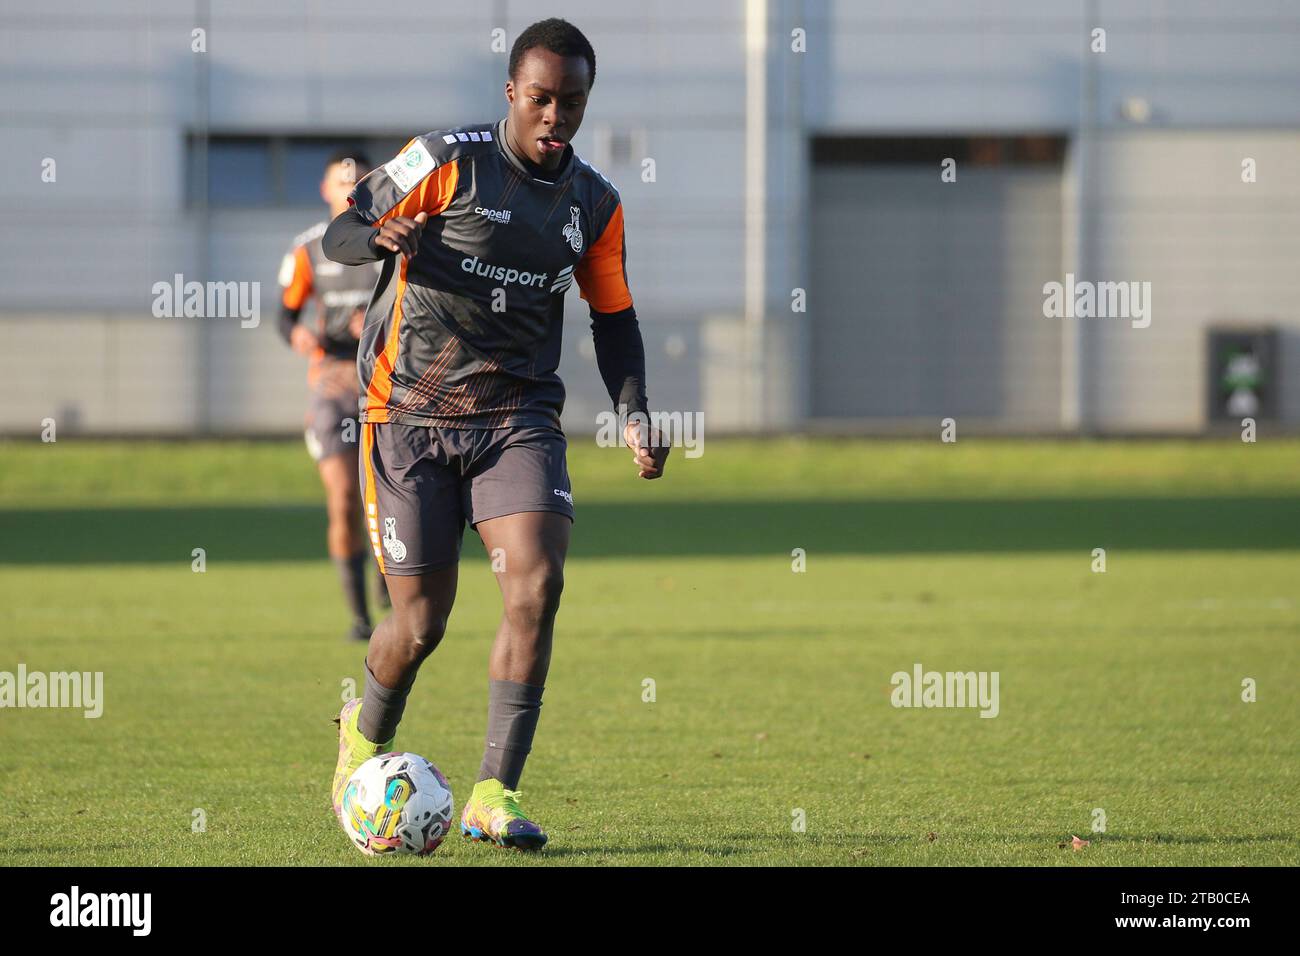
[279,221,383,360]
[347,117,634,429]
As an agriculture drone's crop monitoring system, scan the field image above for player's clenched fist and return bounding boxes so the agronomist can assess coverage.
[374,210,428,258]
[623,419,670,480]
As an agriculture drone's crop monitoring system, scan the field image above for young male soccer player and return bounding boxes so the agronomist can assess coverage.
[322,18,669,850]
[278,150,389,643]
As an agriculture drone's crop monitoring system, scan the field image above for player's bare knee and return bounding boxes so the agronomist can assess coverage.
[394,601,449,656]
[503,565,564,628]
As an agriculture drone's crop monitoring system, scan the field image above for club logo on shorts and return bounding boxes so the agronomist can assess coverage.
[562,206,583,255]
[382,516,407,562]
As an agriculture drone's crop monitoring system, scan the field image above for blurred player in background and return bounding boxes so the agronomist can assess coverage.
[278,149,388,642]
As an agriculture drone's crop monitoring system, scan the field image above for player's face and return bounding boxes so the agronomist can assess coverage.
[320,159,367,214]
[505,48,591,171]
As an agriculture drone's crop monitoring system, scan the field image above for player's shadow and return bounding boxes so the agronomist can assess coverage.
[537,831,919,861]
[537,843,755,860]
[1,495,1299,564]
[539,833,828,860]
[1059,832,1297,846]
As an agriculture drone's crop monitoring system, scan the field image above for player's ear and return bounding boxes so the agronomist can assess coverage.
[504,80,514,104]
[320,177,330,204]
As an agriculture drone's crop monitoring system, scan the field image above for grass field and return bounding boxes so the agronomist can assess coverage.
[1,437,1297,866]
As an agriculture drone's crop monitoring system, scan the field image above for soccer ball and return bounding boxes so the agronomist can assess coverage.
[339,752,454,856]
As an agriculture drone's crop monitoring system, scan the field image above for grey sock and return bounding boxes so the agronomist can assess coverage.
[357,659,413,745]
[335,552,370,625]
[477,679,545,790]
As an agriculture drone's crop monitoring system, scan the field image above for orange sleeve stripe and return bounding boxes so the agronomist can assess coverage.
[363,256,407,420]
[575,202,633,313]
[375,159,460,226]
[281,245,313,310]
[363,161,460,418]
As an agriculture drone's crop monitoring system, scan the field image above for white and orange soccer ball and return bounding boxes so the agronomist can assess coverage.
[339,752,454,856]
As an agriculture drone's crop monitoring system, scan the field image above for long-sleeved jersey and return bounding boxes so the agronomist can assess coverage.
[338,118,639,429]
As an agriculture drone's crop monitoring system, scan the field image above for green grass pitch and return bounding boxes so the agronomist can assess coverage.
[1,437,1297,866]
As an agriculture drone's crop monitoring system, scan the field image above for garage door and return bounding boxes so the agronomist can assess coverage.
[809,136,1065,426]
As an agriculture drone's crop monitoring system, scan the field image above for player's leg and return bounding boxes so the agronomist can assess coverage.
[333,568,458,816]
[332,422,466,818]
[460,512,569,849]
[459,427,573,849]
[307,384,374,642]
[361,565,458,730]
[334,572,461,818]
[317,451,373,642]
[481,508,569,688]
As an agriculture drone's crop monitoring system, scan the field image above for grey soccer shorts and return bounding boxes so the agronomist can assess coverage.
[303,360,361,463]
[304,389,358,462]
[359,422,574,575]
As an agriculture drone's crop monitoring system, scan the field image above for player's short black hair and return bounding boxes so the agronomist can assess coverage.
[325,148,371,173]
[509,18,596,88]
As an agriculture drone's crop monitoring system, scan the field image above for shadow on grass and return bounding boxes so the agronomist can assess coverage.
[1084,833,1297,846]
[1,496,1298,565]
[539,843,755,859]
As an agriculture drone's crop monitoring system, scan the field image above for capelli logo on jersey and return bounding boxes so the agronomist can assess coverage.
[473,206,512,225]
[460,255,549,289]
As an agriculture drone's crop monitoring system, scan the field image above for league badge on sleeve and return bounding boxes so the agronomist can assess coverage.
[384,139,437,194]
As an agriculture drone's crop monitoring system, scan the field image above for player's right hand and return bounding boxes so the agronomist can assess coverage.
[624,419,670,480]
[289,324,320,356]
[374,211,428,258]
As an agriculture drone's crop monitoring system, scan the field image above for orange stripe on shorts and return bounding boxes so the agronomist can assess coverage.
[361,422,386,574]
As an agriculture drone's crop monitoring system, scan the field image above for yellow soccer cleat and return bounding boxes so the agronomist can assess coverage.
[331,697,394,820]
[460,778,548,851]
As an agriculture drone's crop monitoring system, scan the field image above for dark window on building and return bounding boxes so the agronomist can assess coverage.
[199,138,274,206]
[188,134,407,207]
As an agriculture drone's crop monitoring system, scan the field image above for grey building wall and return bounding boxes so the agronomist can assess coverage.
[802,0,1300,431]
[809,163,1064,428]
[1,0,1298,435]
[0,0,745,435]
[1082,130,1300,430]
